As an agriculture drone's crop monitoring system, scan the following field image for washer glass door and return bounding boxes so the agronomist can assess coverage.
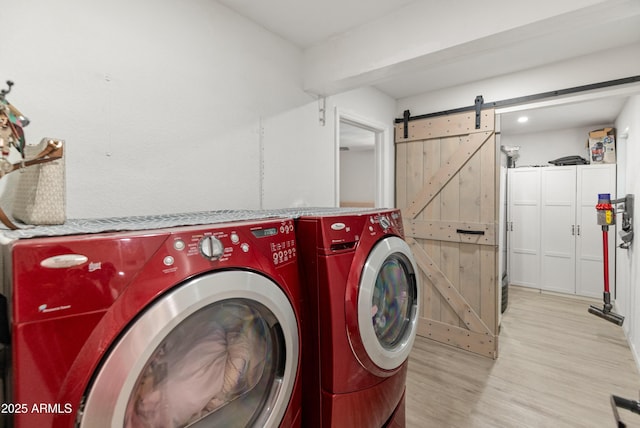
[126,300,279,427]
[79,271,299,428]
[358,236,419,371]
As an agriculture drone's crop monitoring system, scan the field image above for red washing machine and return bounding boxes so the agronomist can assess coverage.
[294,208,420,427]
[0,214,303,428]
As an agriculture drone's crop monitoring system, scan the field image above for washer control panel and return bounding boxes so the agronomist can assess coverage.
[166,218,297,268]
[199,236,225,260]
[268,221,297,266]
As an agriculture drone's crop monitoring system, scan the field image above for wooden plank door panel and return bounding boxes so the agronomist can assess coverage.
[395,110,499,359]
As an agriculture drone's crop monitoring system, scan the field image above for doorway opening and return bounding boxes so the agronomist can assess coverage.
[335,109,392,208]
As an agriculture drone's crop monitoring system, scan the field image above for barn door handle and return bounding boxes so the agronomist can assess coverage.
[456,229,485,236]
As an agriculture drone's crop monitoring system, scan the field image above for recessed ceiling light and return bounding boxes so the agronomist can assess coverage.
[517,116,529,123]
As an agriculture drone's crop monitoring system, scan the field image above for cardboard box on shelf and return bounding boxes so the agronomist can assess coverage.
[588,127,616,164]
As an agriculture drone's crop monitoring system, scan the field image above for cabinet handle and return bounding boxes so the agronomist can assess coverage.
[572,225,575,235]
[577,225,580,236]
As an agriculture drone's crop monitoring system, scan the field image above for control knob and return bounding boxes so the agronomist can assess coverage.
[199,236,225,260]
[379,215,391,230]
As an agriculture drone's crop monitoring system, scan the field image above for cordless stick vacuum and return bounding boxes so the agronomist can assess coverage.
[588,193,625,326]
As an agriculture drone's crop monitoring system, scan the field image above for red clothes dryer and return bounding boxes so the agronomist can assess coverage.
[294,208,420,427]
[0,214,303,428]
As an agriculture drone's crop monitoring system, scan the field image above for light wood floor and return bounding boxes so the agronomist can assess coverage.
[405,286,640,427]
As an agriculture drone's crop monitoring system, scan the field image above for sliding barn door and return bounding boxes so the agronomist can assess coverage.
[395,109,499,359]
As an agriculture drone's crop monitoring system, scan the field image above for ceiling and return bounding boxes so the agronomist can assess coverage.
[499,96,628,135]
[218,0,640,133]
[216,0,417,49]
[340,122,376,150]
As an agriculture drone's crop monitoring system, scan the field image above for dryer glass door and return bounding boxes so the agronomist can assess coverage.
[79,271,299,428]
[358,236,419,371]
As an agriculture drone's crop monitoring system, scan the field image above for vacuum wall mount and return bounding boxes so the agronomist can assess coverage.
[613,194,634,249]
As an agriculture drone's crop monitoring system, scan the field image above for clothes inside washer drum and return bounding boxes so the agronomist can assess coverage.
[124,305,268,428]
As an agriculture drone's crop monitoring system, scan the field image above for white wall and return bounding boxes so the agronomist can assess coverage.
[340,149,375,204]
[615,94,640,368]
[1,0,312,218]
[3,3,634,221]
[501,125,613,167]
[261,86,396,209]
[260,100,334,208]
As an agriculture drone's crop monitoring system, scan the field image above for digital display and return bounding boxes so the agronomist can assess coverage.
[251,227,278,238]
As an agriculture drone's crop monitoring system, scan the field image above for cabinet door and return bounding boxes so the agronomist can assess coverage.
[540,167,576,294]
[508,168,541,288]
[576,164,616,298]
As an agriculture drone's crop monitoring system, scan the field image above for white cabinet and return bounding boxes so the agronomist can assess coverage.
[508,164,616,297]
[540,166,577,294]
[508,168,541,288]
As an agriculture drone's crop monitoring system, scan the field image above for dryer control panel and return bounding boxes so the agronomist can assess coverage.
[315,209,404,253]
